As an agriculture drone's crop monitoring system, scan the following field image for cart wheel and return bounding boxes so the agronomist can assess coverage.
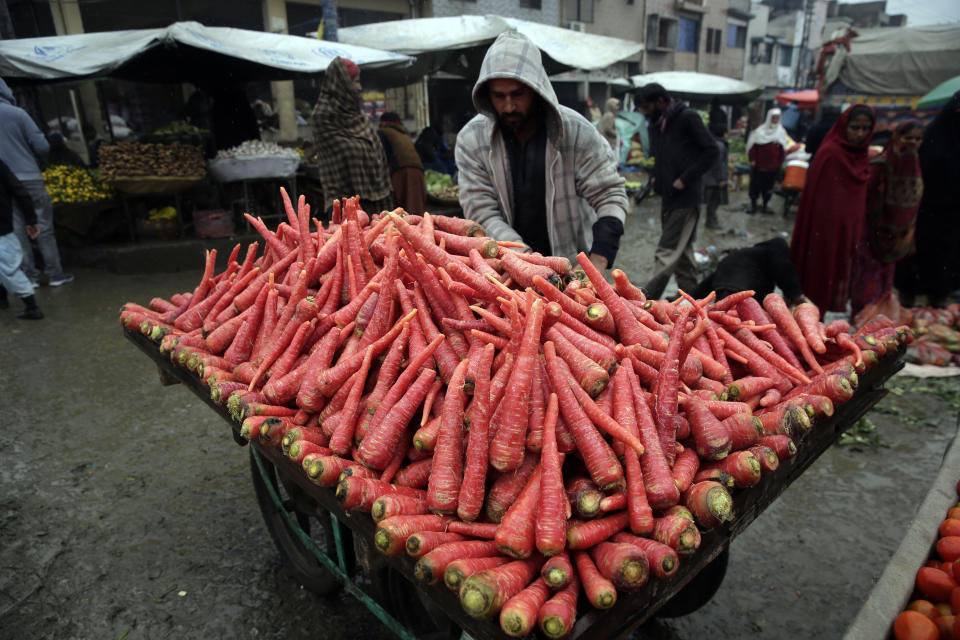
[374,564,462,640]
[249,450,341,595]
[656,547,730,618]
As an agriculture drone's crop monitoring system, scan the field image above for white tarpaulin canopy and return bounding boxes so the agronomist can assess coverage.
[629,71,762,104]
[0,21,413,86]
[334,15,644,79]
[828,24,960,95]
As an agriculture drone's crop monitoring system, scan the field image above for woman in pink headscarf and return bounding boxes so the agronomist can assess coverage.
[849,120,924,317]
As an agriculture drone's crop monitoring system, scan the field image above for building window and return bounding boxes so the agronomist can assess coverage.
[565,0,594,22]
[520,0,542,8]
[677,17,699,52]
[726,23,746,48]
[647,14,678,49]
[706,27,722,54]
[750,40,773,64]
[779,44,793,67]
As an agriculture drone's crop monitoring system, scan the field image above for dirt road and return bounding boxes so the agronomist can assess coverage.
[2,191,957,640]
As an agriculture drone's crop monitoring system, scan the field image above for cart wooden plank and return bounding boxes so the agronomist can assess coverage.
[125,327,904,640]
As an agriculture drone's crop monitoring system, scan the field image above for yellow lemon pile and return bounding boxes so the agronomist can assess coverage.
[43,165,114,204]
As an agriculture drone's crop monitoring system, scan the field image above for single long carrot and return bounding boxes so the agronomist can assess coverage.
[459,557,545,619]
[500,578,552,638]
[536,393,567,556]
[543,342,623,491]
[576,252,647,345]
[652,514,701,556]
[374,513,450,556]
[490,297,545,471]
[683,395,733,461]
[567,512,630,550]
[537,572,579,639]
[496,466,542,559]
[683,480,734,529]
[654,306,691,465]
[622,360,680,509]
[610,532,679,579]
[590,541,650,591]
[572,550,617,610]
[763,293,824,374]
[794,302,827,354]
[414,540,501,584]
[405,531,466,557]
[427,358,471,514]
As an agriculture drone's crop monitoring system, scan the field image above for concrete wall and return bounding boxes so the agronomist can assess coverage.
[431,0,560,23]
[641,0,746,76]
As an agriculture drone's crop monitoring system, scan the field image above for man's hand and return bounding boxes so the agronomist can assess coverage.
[26,225,39,240]
[588,252,608,272]
[672,178,685,190]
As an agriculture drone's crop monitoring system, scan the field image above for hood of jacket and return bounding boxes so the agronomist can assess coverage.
[0,77,15,106]
[604,98,620,114]
[471,31,563,143]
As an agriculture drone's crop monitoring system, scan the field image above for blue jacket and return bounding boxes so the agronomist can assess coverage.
[0,78,49,181]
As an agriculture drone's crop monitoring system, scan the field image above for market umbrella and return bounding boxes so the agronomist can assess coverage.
[776,89,819,109]
[628,71,762,104]
[917,74,960,110]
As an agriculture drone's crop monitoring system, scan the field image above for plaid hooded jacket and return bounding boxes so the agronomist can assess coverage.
[455,31,627,261]
[312,58,392,213]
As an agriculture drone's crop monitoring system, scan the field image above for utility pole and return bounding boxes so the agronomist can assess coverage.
[795,0,814,89]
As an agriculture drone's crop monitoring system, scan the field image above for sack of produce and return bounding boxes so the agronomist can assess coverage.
[207,140,301,182]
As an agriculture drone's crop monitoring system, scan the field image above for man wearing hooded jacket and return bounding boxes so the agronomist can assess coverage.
[456,32,628,271]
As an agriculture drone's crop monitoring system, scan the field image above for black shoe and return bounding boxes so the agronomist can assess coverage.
[0,290,8,309]
[16,307,44,320]
[16,295,43,320]
[705,218,721,230]
[760,207,773,215]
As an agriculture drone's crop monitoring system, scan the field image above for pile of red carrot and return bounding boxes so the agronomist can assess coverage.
[121,189,912,638]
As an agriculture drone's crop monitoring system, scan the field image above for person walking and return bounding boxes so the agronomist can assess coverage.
[597,97,621,153]
[0,77,72,287]
[789,104,876,313]
[805,105,841,157]
[312,58,393,216]
[635,82,718,299]
[746,108,788,214]
[895,91,960,309]
[455,31,628,271]
[378,112,427,215]
[0,158,44,319]
[849,121,924,318]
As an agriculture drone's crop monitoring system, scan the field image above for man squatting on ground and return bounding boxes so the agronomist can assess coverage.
[0,158,43,319]
[456,31,629,272]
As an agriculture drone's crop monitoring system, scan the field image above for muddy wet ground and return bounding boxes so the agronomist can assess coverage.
[2,189,958,640]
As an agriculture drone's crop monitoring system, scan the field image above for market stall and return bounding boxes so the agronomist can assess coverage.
[120,204,909,639]
[0,23,414,243]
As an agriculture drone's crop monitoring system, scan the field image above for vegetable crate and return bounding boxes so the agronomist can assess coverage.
[124,327,905,640]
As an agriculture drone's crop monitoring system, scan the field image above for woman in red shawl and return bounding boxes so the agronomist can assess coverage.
[849,120,924,317]
[789,104,876,313]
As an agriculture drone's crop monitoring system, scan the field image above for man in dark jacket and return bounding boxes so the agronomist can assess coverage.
[0,158,43,319]
[637,83,718,299]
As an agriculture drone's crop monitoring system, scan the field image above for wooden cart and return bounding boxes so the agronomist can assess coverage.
[125,327,905,640]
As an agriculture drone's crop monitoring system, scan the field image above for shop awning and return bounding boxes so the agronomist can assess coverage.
[333,15,644,79]
[917,74,960,110]
[0,21,414,86]
[628,71,762,104]
[776,89,820,109]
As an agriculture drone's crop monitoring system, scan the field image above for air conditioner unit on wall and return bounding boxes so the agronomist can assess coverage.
[568,21,586,32]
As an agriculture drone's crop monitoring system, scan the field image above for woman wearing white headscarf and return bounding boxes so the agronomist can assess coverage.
[746,108,788,214]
